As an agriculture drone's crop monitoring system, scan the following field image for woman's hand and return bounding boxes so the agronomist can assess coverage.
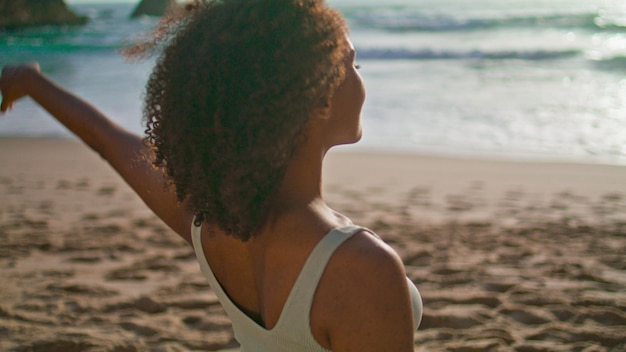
[0,62,41,113]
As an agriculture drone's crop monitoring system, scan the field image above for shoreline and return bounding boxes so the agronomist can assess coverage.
[1,137,625,351]
[343,143,626,168]
[3,134,626,167]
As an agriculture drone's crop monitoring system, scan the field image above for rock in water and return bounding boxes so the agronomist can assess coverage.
[130,0,177,18]
[0,0,88,29]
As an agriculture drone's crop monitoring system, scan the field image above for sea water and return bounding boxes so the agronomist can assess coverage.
[1,0,625,165]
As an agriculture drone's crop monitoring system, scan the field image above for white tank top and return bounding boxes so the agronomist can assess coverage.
[191,221,423,352]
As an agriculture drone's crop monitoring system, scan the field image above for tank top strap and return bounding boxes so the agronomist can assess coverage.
[277,225,369,334]
[190,217,231,301]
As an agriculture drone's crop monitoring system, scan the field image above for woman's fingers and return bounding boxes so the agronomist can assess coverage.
[1,75,12,112]
[0,63,40,113]
[0,101,11,113]
[0,66,18,113]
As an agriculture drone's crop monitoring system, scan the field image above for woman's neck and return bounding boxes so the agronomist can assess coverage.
[275,143,326,208]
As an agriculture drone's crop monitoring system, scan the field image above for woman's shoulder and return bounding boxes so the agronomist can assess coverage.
[311,228,415,351]
[332,228,404,274]
[327,228,409,301]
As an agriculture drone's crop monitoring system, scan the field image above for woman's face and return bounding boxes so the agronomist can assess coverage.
[325,39,366,147]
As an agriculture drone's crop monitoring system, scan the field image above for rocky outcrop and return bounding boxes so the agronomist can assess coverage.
[130,0,177,18]
[0,0,87,29]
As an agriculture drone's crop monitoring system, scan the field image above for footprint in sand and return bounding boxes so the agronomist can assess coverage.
[97,186,116,196]
[46,283,118,297]
[119,320,160,337]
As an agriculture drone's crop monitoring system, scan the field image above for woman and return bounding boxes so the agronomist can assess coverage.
[0,0,422,350]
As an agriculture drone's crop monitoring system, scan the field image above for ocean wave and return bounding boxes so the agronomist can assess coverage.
[594,17,626,31]
[358,48,582,61]
[590,55,626,71]
[0,34,122,53]
[0,23,152,54]
[348,11,621,32]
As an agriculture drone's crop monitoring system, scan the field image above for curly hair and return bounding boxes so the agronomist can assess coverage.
[138,0,349,241]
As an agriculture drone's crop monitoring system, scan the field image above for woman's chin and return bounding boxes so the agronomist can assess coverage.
[352,130,363,144]
[332,131,363,148]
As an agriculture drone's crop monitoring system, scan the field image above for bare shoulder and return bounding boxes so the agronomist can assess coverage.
[329,230,407,287]
[311,230,415,352]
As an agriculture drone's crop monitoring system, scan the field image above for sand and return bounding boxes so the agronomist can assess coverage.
[1,137,625,352]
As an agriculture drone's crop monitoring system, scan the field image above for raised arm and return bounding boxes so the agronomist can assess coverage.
[0,63,194,243]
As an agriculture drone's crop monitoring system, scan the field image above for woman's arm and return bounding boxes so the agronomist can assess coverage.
[0,63,194,243]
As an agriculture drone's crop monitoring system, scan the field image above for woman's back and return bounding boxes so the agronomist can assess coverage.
[193,203,421,351]
[194,206,350,345]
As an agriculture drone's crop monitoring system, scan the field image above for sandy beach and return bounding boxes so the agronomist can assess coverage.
[1,137,625,352]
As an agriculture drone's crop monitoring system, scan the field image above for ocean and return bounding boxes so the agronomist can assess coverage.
[1,0,626,165]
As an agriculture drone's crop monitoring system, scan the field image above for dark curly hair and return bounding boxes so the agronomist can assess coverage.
[136,0,349,241]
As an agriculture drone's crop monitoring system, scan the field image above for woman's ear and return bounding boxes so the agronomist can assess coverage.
[312,100,332,121]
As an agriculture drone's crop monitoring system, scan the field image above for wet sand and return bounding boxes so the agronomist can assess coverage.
[1,138,625,351]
